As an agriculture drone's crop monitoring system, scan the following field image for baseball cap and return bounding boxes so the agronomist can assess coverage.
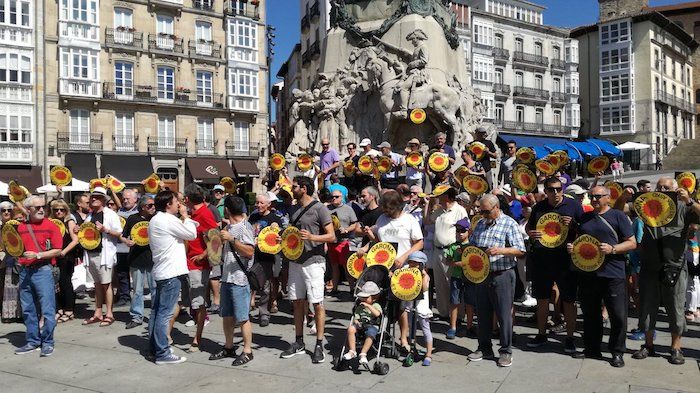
[407,251,428,265]
[476,126,487,133]
[91,187,108,198]
[378,141,391,149]
[456,192,470,202]
[565,184,587,196]
[408,138,420,145]
[455,218,471,230]
[359,138,372,147]
[213,184,225,192]
[356,281,381,297]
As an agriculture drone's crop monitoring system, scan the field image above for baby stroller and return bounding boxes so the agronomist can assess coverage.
[333,265,392,375]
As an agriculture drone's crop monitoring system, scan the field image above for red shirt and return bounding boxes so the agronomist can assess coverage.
[17,219,63,266]
[186,204,217,271]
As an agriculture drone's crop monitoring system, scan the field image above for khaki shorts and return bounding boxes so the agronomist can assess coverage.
[87,252,113,285]
[287,256,325,304]
[187,269,210,309]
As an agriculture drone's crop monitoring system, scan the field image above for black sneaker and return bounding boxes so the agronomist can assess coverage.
[281,341,305,359]
[209,346,236,361]
[527,334,548,348]
[312,344,325,363]
[564,337,577,354]
[669,348,685,365]
[259,316,270,327]
[125,320,142,330]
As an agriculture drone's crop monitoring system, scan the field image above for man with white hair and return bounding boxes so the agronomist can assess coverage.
[248,193,284,326]
[627,176,700,365]
[14,195,63,356]
[468,194,526,367]
[115,189,139,307]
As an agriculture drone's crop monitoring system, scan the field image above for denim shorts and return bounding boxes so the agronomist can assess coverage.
[354,323,379,340]
[450,277,476,306]
[220,282,251,322]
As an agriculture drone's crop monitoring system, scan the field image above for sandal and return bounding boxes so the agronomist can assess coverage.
[232,351,253,366]
[82,316,103,325]
[58,313,74,323]
[99,316,115,327]
[187,343,200,353]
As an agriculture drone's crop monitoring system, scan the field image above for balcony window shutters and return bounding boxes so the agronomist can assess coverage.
[69,109,89,147]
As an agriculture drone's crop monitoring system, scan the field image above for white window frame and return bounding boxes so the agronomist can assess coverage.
[196,70,213,104]
[69,109,90,145]
[157,66,174,101]
[113,7,132,27]
[601,73,631,102]
[114,61,133,98]
[0,53,31,84]
[0,111,31,143]
[600,105,632,133]
[114,113,134,151]
[600,21,630,45]
[232,121,249,151]
[197,118,214,151]
[157,116,175,148]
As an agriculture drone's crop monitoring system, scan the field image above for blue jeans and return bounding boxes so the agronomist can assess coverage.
[19,264,57,347]
[130,267,156,323]
[148,276,181,360]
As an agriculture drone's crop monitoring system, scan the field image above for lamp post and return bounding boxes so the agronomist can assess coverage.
[266,24,276,156]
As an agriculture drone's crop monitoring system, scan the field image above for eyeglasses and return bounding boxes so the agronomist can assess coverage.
[108,202,116,206]
[1,209,12,213]
[332,195,342,199]
[30,205,45,210]
[590,194,608,200]
[479,208,493,216]
[146,203,155,208]
[545,187,563,193]
[658,185,672,191]
[54,208,67,212]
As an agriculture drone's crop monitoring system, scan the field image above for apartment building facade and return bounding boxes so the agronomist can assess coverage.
[299,0,327,90]
[572,8,697,169]
[462,0,581,140]
[43,0,267,193]
[0,0,44,188]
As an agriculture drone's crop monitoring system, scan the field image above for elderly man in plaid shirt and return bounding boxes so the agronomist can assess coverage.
[467,194,526,367]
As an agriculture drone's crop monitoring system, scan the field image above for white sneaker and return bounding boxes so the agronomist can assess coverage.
[358,354,370,370]
[309,322,317,335]
[522,295,537,308]
[184,319,195,327]
[343,350,357,360]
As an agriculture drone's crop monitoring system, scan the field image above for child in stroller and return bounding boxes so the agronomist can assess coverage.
[343,281,384,370]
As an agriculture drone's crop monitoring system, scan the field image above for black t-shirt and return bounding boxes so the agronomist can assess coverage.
[578,209,633,279]
[249,210,284,263]
[527,197,584,254]
[122,214,152,269]
[359,206,383,245]
[478,139,496,172]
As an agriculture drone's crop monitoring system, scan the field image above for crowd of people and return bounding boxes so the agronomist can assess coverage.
[1,128,699,371]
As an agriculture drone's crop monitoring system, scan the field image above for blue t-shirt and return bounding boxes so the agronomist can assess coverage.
[328,183,348,203]
[578,209,633,279]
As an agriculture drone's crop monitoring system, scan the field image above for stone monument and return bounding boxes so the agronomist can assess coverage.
[285,0,487,159]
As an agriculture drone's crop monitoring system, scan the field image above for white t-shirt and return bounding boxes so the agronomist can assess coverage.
[375,213,423,257]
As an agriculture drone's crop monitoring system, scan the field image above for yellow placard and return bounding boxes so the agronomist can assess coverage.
[536,212,569,248]
[281,226,304,261]
[270,153,286,171]
[2,223,23,257]
[346,252,366,280]
[604,181,623,205]
[461,246,490,284]
[367,242,397,269]
[78,222,101,251]
[428,152,449,172]
[634,192,677,228]
[587,156,610,174]
[50,218,66,237]
[206,228,223,266]
[676,172,696,193]
[390,267,423,301]
[257,226,282,254]
[516,147,535,164]
[297,154,313,171]
[406,152,423,168]
[410,108,426,124]
[571,234,604,272]
[513,166,537,193]
[50,166,73,186]
[131,221,150,247]
[462,175,488,195]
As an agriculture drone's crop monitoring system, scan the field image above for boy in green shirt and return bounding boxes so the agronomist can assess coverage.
[444,218,476,339]
[343,281,383,370]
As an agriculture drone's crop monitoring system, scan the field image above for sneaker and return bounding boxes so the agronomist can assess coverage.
[446,328,456,340]
[497,353,512,367]
[155,354,187,365]
[549,322,566,334]
[628,329,655,341]
[312,344,325,363]
[527,334,548,348]
[184,319,195,327]
[564,337,577,354]
[14,344,40,355]
[125,320,142,330]
[40,345,54,357]
[209,346,236,360]
[280,341,305,359]
[522,295,537,308]
[467,350,493,362]
[669,348,685,365]
[203,318,210,327]
[207,304,220,314]
[632,345,655,360]
[343,350,357,361]
[358,354,370,370]
[422,357,432,366]
[259,316,270,327]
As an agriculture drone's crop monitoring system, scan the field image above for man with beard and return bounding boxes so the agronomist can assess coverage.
[14,195,63,356]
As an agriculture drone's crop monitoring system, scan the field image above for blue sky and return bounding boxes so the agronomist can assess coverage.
[266,0,686,89]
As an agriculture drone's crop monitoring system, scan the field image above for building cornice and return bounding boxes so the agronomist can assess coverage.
[470,9,571,38]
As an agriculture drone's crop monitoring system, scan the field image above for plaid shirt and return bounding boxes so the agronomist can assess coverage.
[469,213,526,272]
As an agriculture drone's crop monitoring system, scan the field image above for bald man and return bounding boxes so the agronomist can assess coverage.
[319,138,340,189]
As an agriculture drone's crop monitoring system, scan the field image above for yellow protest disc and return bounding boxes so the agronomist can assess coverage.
[257,226,282,254]
[119,216,126,230]
[130,221,150,247]
[367,242,397,269]
[50,218,66,237]
[604,181,623,205]
[377,156,393,174]
[676,172,696,193]
[454,165,469,184]
[406,151,424,168]
[516,147,535,164]
[50,166,73,186]
[89,178,107,192]
[553,150,570,166]
[5,219,19,227]
[462,175,488,196]
[536,212,569,248]
[390,267,423,301]
[297,154,313,171]
[346,252,366,280]
[430,184,451,198]
[78,222,101,251]
[428,152,450,172]
[634,192,677,228]
[8,180,28,203]
[470,214,483,230]
[545,154,562,171]
[206,228,223,266]
[270,153,286,171]
[281,226,304,261]
[107,175,125,193]
[410,108,426,124]
[219,177,235,194]
[143,174,160,194]
[535,159,556,176]
[461,246,490,284]
[587,156,610,174]
[2,223,23,257]
[342,159,355,177]
[469,142,487,160]
[357,155,374,175]
[571,234,604,272]
[512,166,537,193]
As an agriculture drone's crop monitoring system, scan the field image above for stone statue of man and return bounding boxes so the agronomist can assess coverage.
[392,29,430,119]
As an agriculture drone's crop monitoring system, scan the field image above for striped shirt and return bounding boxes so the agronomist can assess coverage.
[469,213,526,272]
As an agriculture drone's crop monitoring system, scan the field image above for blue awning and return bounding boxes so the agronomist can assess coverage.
[587,138,622,157]
[567,142,602,158]
[498,134,571,159]
[544,143,582,161]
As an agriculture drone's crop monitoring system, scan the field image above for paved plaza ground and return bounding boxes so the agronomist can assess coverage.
[0,284,699,393]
